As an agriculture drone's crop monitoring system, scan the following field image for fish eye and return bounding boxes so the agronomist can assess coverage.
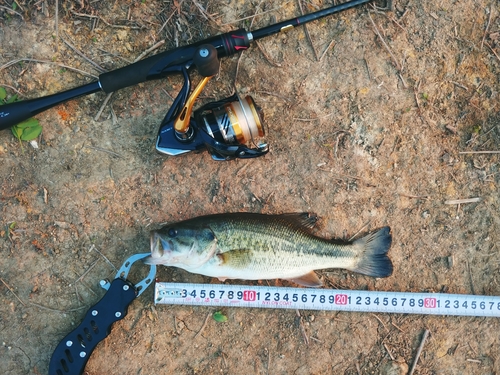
[168,228,178,238]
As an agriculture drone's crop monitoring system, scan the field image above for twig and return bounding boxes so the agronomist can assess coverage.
[266,348,271,372]
[55,0,59,53]
[368,12,402,72]
[71,10,144,30]
[13,0,24,11]
[97,48,132,64]
[73,259,100,284]
[481,8,492,49]
[370,313,388,331]
[174,316,179,335]
[319,39,336,62]
[0,5,24,20]
[194,313,211,339]
[0,59,98,78]
[444,197,481,205]
[257,90,292,103]
[298,0,319,61]
[220,3,289,26]
[192,0,217,22]
[450,81,468,91]
[466,359,481,363]
[293,111,335,121]
[234,3,264,90]
[0,277,26,306]
[158,0,183,34]
[89,244,118,272]
[94,93,114,121]
[485,41,500,62]
[398,193,429,200]
[29,302,87,313]
[255,40,282,67]
[466,260,476,295]
[234,52,244,91]
[391,321,404,332]
[409,329,430,375]
[84,145,122,158]
[349,221,372,241]
[383,343,395,360]
[296,309,309,345]
[134,40,166,61]
[0,83,23,96]
[459,150,500,154]
[62,35,107,73]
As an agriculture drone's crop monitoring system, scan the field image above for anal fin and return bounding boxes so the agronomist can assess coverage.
[286,271,322,287]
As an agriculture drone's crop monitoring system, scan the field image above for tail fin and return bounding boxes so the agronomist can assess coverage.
[349,226,393,278]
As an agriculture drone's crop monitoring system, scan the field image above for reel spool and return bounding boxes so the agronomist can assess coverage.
[195,95,265,149]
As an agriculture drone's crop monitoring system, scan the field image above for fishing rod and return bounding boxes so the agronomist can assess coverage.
[0,0,373,160]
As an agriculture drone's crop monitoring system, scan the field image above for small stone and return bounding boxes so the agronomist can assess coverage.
[380,359,409,375]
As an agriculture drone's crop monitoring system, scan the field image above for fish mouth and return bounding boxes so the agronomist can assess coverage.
[150,231,171,258]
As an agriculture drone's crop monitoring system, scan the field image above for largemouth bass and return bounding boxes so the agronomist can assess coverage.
[144,213,393,287]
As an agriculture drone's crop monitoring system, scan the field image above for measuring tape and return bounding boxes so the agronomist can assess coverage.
[155,282,500,317]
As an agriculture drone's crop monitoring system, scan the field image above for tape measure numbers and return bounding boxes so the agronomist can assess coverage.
[155,282,500,317]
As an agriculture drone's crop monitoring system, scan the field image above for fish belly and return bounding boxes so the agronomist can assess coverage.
[184,242,357,281]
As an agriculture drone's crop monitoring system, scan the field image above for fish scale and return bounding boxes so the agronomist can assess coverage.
[207,217,358,270]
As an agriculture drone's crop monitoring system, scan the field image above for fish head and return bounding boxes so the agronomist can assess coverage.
[146,224,217,268]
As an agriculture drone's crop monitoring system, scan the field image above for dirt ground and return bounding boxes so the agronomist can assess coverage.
[1,0,499,374]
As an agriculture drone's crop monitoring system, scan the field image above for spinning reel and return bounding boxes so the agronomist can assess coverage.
[156,44,268,161]
[0,0,374,162]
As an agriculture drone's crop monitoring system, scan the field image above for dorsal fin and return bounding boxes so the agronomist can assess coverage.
[286,271,322,287]
[276,213,319,231]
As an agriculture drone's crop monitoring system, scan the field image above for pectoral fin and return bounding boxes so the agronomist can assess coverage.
[286,271,322,287]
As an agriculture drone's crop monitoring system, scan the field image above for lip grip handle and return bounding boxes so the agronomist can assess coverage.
[48,278,136,375]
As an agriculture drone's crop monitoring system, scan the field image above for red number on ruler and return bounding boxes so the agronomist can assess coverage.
[424,298,436,308]
[243,290,256,301]
[335,294,348,305]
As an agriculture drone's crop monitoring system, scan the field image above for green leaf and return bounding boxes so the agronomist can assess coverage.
[15,118,39,129]
[6,94,18,104]
[212,311,228,323]
[0,87,6,101]
[20,124,42,141]
[11,126,23,140]
[12,2,17,11]
[11,118,42,141]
